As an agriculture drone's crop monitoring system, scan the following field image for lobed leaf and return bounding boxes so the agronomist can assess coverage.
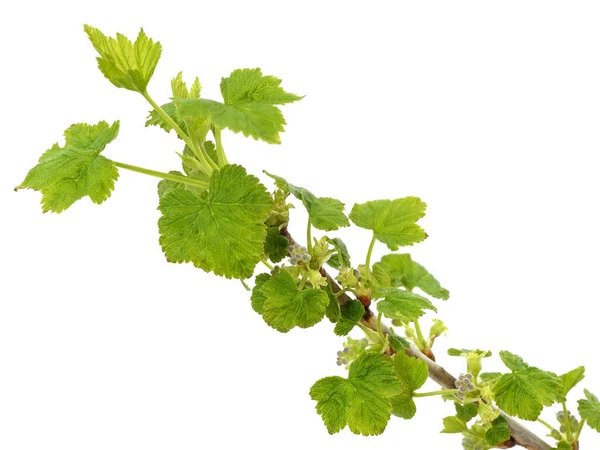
[157,164,272,279]
[349,197,427,250]
[18,121,120,213]
[84,25,161,93]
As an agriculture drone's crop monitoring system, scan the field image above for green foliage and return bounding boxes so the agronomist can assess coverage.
[19,25,600,450]
[260,271,329,332]
[157,164,272,279]
[84,25,161,93]
[349,197,427,250]
[560,366,585,396]
[373,253,449,299]
[265,172,349,231]
[375,288,437,322]
[485,416,510,445]
[176,68,302,144]
[263,227,289,263]
[251,273,271,315]
[578,389,600,432]
[17,121,120,213]
[333,300,364,336]
[389,351,428,419]
[310,353,403,436]
[493,351,563,420]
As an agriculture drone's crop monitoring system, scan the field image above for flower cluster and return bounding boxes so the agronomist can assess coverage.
[288,244,311,265]
[455,373,476,400]
[336,337,369,368]
[556,410,579,434]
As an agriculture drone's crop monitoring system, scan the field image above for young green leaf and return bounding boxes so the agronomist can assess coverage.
[493,352,563,420]
[263,227,289,263]
[251,273,271,315]
[333,299,364,336]
[325,237,351,269]
[157,164,272,279]
[373,253,449,299]
[261,271,329,332]
[441,416,468,433]
[146,72,203,133]
[455,403,478,422]
[388,331,411,352]
[310,352,402,436]
[17,121,120,213]
[84,25,161,94]
[176,68,302,144]
[578,389,600,432]
[264,172,349,231]
[485,416,511,446]
[375,289,437,322]
[389,351,428,419]
[349,197,427,250]
[560,366,585,396]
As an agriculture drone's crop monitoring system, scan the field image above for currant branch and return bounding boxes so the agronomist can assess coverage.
[17,25,600,450]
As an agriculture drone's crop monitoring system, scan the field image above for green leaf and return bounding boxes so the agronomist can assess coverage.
[263,227,289,263]
[84,25,161,94]
[176,68,302,144]
[264,171,349,231]
[554,442,572,450]
[18,121,120,213]
[349,198,427,250]
[578,389,600,432]
[499,350,529,372]
[157,164,272,279]
[375,289,437,322]
[560,366,585,396]
[441,416,468,433]
[261,271,329,332]
[333,300,364,336]
[373,254,449,299]
[146,72,202,133]
[389,350,428,419]
[325,237,351,269]
[251,273,271,315]
[388,332,410,352]
[429,319,448,340]
[493,352,563,420]
[310,353,402,436]
[455,402,478,422]
[486,416,511,445]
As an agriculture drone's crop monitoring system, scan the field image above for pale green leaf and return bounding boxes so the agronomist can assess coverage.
[375,289,437,322]
[157,164,272,279]
[560,366,585,397]
[18,121,120,213]
[578,389,600,432]
[176,68,301,144]
[349,198,427,250]
[389,350,428,419]
[441,416,468,433]
[264,171,349,231]
[310,353,402,436]
[373,253,449,299]
[84,25,161,93]
[261,271,329,332]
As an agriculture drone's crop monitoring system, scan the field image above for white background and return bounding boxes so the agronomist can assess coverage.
[1,1,599,449]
